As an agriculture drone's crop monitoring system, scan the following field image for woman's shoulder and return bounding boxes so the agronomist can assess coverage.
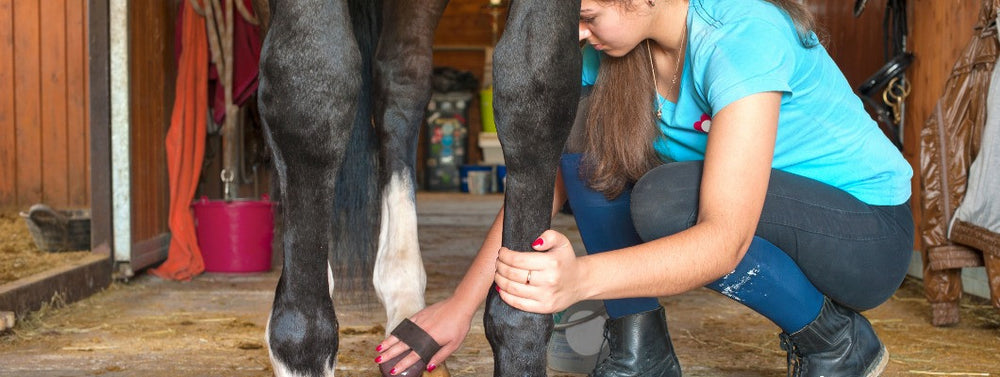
[691,0,796,36]
[688,0,803,60]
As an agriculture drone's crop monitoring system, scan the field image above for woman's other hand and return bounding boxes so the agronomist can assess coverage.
[495,229,589,314]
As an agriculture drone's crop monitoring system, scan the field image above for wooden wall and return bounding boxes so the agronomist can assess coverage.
[0,0,90,211]
[433,1,506,83]
[128,1,174,246]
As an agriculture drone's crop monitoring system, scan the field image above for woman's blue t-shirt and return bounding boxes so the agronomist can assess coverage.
[581,0,912,206]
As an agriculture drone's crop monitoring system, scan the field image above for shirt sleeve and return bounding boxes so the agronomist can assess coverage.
[697,19,796,114]
[581,43,601,86]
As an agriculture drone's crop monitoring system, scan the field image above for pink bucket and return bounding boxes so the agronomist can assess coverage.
[192,195,275,273]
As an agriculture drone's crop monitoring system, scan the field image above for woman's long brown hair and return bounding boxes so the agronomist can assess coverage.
[582,0,818,199]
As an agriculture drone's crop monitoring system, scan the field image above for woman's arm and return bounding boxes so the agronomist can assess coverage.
[377,166,569,371]
[375,202,505,372]
[451,165,568,314]
[495,92,781,313]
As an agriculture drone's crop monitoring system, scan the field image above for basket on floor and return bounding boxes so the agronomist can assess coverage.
[19,204,91,252]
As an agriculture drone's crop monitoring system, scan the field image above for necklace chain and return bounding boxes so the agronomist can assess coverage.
[647,25,686,119]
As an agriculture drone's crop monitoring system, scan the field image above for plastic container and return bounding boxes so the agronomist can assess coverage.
[478,132,504,165]
[192,195,275,273]
[495,165,507,193]
[467,171,492,195]
[459,165,494,193]
[547,300,610,373]
[480,88,496,132]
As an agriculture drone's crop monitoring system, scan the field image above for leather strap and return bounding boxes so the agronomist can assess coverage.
[853,0,869,17]
[390,318,442,364]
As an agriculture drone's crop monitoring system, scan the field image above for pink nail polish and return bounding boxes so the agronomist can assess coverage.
[375,356,382,363]
[427,364,437,372]
[376,344,383,352]
[495,285,501,293]
[532,238,543,247]
[390,368,397,375]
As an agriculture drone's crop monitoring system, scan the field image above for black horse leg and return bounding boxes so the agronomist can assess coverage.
[371,0,450,335]
[259,1,361,376]
[485,0,581,376]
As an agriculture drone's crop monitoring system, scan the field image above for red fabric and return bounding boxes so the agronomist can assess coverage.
[210,0,262,124]
[151,0,209,281]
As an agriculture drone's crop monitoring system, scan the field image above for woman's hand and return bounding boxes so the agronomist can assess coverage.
[494,229,588,314]
[375,297,473,374]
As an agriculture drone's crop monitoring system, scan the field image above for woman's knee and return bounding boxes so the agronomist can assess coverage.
[630,162,703,241]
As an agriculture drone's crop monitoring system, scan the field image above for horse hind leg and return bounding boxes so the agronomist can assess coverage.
[259,1,361,376]
[371,0,449,334]
[485,0,581,376]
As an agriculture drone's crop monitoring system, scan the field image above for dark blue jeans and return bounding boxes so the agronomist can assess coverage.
[630,161,914,311]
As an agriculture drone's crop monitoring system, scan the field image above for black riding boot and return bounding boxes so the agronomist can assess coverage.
[779,298,888,377]
[589,306,682,377]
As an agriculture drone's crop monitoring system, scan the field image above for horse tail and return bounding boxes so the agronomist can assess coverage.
[328,0,382,308]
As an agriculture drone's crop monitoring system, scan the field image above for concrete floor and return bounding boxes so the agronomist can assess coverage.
[1,192,999,376]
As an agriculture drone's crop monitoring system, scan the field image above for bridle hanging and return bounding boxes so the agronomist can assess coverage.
[855,0,911,151]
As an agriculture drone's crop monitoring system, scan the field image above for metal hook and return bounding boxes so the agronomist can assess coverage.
[221,169,235,201]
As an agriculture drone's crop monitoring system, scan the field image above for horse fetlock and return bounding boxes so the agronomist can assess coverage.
[267,307,339,377]
[484,290,552,376]
[373,252,427,332]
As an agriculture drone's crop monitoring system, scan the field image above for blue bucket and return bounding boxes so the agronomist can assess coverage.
[495,165,507,193]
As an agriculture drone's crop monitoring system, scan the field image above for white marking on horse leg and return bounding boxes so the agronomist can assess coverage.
[328,263,335,301]
[323,356,337,377]
[374,172,426,333]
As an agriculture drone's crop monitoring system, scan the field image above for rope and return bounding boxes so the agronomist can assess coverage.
[194,0,260,199]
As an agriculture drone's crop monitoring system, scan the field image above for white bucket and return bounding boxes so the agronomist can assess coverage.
[467,170,492,195]
[547,300,610,373]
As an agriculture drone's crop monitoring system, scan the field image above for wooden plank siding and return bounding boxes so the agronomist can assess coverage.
[66,0,89,207]
[12,0,42,209]
[127,1,174,246]
[0,0,89,211]
[40,0,70,208]
[0,0,14,207]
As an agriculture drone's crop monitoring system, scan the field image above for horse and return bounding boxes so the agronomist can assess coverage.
[256,0,581,376]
